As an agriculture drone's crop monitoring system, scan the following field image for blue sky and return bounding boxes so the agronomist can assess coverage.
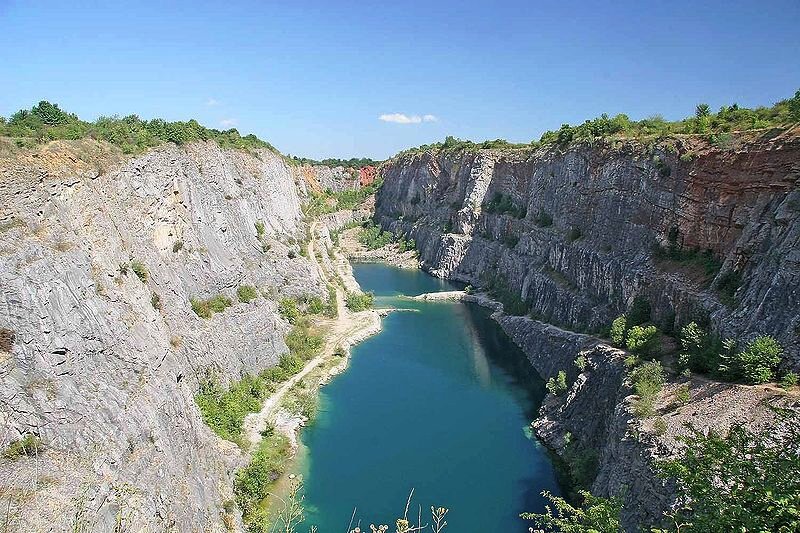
[1,0,798,159]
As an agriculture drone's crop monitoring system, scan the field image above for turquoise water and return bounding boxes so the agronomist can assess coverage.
[299,263,560,531]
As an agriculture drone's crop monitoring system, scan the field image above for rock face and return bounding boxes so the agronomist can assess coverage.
[299,164,361,193]
[0,140,336,531]
[374,129,800,528]
[377,129,800,367]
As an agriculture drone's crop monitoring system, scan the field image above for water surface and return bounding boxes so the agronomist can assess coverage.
[299,263,560,531]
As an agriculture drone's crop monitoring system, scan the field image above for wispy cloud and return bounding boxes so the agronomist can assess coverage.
[379,113,438,124]
[205,98,219,106]
[219,118,237,128]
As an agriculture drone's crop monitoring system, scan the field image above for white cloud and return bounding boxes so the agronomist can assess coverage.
[219,118,237,128]
[379,113,422,124]
[205,98,219,106]
[379,112,439,124]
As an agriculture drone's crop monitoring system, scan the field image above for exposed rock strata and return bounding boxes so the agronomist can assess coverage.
[0,140,348,531]
[377,129,800,367]
[375,129,800,529]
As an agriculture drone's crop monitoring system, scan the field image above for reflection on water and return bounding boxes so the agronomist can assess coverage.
[298,263,559,532]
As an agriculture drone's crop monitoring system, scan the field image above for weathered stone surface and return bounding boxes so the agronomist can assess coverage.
[0,140,331,531]
[377,129,800,367]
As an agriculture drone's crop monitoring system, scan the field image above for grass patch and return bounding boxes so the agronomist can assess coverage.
[130,260,148,282]
[238,285,259,303]
[3,434,42,459]
[191,294,233,319]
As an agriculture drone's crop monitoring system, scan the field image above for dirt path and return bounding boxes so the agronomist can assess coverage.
[242,220,381,449]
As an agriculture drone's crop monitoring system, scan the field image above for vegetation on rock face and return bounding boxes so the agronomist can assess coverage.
[525,411,800,532]
[358,221,394,250]
[191,294,233,319]
[659,412,800,532]
[0,100,276,153]
[3,434,42,459]
[130,260,148,282]
[629,361,666,417]
[237,285,259,303]
[678,322,784,384]
[304,178,383,216]
[196,318,322,445]
[234,432,292,520]
[483,192,527,219]
[546,370,569,395]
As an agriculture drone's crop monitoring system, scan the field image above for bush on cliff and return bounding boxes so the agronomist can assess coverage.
[191,294,233,319]
[659,412,800,532]
[237,285,259,303]
[234,432,292,519]
[629,360,665,417]
[625,325,660,358]
[720,334,782,384]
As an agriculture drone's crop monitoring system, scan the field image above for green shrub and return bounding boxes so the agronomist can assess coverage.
[722,335,782,384]
[484,192,527,218]
[150,292,161,310]
[306,296,324,314]
[610,315,627,346]
[130,260,148,282]
[716,269,742,304]
[346,291,374,311]
[659,412,800,532]
[195,374,268,444]
[191,294,232,319]
[324,285,338,318]
[234,432,291,518]
[254,221,265,240]
[237,285,258,303]
[653,417,668,436]
[3,434,42,459]
[521,490,622,533]
[546,370,569,395]
[278,298,300,323]
[630,360,665,417]
[574,355,588,372]
[284,320,323,362]
[675,383,691,405]
[625,325,660,358]
[358,222,393,250]
[781,371,798,390]
[172,240,184,253]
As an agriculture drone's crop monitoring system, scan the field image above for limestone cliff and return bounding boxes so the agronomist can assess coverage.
[0,139,336,531]
[376,129,800,367]
[374,128,800,528]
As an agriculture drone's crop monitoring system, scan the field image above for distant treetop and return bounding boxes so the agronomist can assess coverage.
[396,89,800,157]
[0,100,277,154]
[286,155,381,169]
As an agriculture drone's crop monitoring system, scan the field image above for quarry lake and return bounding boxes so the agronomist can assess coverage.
[297,263,560,531]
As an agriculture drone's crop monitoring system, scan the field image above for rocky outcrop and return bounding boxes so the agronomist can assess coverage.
[0,139,335,531]
[376,128,800,367]
[300,164,361,193]
[374,129,800,528]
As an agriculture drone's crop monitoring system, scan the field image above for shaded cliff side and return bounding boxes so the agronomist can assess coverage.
[0,139,343,531]
[374,128,800,528]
